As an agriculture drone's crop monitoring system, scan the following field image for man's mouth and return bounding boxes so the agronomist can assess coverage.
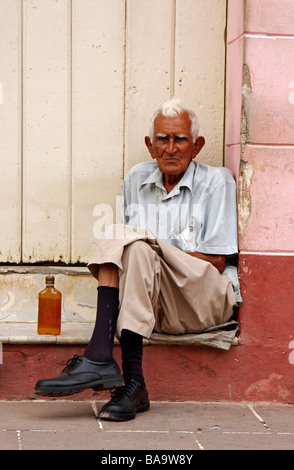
[162,157,180,163]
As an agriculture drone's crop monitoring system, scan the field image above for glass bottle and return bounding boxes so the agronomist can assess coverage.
[38,276,61,335]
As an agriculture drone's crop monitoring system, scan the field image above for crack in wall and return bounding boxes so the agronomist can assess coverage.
[238,63,253,235]
[238,159,253,235]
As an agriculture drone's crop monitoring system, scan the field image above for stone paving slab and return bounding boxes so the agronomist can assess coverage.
[1,400,294,451]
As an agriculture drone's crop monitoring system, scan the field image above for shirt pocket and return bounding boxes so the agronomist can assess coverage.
[172,225,195,252]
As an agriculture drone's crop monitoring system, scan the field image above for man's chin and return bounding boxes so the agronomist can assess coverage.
[160,165,186,176]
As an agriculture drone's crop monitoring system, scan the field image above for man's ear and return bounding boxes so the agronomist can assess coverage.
[192,136,205,158]
[145,136,156,159]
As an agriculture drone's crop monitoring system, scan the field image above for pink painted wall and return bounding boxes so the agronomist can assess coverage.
[225,0,294,402]
[241,0,294,252]
[226,0,294,253]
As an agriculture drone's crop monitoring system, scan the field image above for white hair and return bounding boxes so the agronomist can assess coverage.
[148,98,200,142]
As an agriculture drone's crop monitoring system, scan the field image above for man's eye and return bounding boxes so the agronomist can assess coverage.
[175,136,187,143]
[157,136,168,142]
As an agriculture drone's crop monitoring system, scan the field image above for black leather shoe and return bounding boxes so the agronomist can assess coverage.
[99,378,150,421]
[34,355,124,397]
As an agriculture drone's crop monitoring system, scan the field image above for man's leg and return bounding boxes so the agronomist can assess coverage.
[98,241,160,421]
[84,263,119,362]
[120,329,145,386]
[99,329,150,421]
[34,263,123,397]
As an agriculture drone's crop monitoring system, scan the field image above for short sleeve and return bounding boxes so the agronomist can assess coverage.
[195,176,238,255]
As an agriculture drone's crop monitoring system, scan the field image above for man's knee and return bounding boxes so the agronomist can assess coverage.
[121,241,157,273]
[123,240,152,258]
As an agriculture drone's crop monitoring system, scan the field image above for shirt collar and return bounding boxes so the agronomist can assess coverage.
[139,167,163,190]
[139,160,196,194]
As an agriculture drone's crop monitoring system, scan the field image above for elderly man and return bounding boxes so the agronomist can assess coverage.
[35,98,240,421]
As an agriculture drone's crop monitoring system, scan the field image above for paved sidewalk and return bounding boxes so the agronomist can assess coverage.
[1,400,294,451]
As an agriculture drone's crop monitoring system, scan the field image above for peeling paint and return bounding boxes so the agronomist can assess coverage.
[245,373,291,401]
[238,159,253,235]
[0,292,15,312]
[241,64,253,147]
[241,107,248,148]
[242,64,252,97]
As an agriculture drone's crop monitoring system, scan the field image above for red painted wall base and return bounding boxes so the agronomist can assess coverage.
[1,253,294,402]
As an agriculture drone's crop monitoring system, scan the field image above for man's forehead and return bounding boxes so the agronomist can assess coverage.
[154,112,192,134]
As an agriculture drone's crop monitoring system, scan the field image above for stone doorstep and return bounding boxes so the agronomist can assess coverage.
[0,322,93,345]
[0,321,238,347]
[0,266,90,276]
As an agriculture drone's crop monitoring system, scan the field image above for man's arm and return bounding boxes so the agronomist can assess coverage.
[187,252,226,274]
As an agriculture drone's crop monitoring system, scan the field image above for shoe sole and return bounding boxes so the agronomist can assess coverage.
[99,399,150,421]
[34,375,124,397]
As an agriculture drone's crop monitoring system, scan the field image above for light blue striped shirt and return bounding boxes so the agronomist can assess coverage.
[122,160,242,304]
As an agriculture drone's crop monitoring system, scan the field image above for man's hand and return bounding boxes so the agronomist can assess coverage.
[187,252,226,274]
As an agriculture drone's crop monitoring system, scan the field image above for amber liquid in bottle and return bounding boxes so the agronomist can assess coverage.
[38,276,61,335]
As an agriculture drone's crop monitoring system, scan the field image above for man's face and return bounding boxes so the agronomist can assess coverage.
[145,112,205,178]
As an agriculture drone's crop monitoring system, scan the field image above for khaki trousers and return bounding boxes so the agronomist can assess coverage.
[88,224,236,338]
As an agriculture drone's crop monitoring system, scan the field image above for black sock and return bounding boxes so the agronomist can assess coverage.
[120,329,145,386]
[84,286,119,363]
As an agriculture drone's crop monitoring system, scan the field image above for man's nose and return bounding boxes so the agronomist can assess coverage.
[166,138,177,154]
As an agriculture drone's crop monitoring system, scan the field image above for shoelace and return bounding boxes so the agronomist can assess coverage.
[62,354,81,372]
[110,380,139,401]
